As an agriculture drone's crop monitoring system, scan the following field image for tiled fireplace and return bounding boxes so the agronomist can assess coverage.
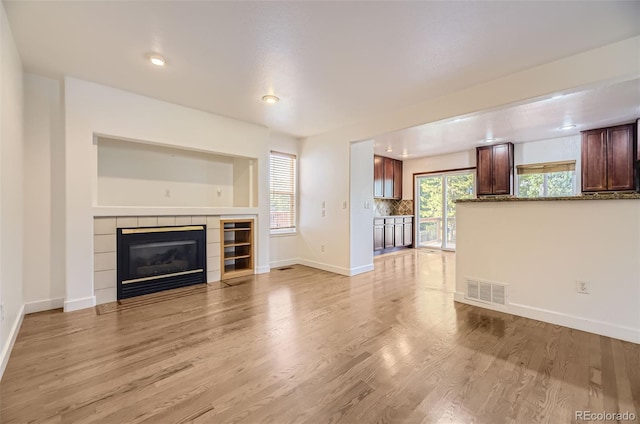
[93,215,222,305]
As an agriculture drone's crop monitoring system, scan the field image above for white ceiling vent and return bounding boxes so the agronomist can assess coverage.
[466,279,507,306]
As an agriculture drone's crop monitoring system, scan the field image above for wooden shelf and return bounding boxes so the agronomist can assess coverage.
[224,254,251,261]
[223,241,251,247]
[220,219,254,280]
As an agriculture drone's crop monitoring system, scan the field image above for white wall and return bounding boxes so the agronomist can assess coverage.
[456,200,640,343]
[402,150,475,200]
[349,140,374,273]
[97,137,238,207]
[514,134,581,193]
[269,131,299,268]
[232,157,257,208]
[64,77,270,311]
[299,135,352,274]
[0,2,24,374]
[22,74,65,306]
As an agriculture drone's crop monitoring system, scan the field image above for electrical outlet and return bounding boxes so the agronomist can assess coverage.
[321,245,325,252]
[321,210,326,217]
[165,189,171,198]
[1,302,4,321]
[342,201,347,209]
[576,280,590,294]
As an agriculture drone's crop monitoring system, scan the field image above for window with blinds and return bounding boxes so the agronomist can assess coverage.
[516,160,576,198]
[270,151,297,232]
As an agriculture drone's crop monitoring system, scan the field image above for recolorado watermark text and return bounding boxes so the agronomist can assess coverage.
[575,411,637,421]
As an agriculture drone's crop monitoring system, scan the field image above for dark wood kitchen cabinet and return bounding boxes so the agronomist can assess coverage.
[373,156,384,198]
[374,155,403,199]
[403,217,413,246]
[476,142,514,195]
[374,216,413,253]
[637,119,640,162]
[582,124,636,193]
[384,218,395,249]
[373,218,384,251]
[394,218,404,247]
[383,158,394,198]
[393,159,403,199]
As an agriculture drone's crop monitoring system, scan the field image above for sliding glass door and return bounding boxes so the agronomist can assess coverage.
[415,171,475,250]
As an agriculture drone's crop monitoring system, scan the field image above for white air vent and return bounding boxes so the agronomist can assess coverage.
[466,278,507,305]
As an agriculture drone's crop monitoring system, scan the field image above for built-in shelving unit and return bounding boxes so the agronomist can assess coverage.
[220,219,254,279]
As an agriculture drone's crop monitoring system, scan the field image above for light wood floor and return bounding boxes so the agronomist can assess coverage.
[1,249,638,423]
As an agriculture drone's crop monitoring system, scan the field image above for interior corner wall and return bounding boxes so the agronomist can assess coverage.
[298,133,351,275]
[349,140,374,274]
[0,2,24,357]
[268,131,299,268]
[23,73,65,306]
[402,150,476,200]
[63,77,270,310]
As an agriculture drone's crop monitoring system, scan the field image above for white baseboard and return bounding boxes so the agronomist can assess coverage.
[63,296,96,312]
[0,304,25,381]
[349,264,374,276]
[297,259,352,276]
[294,260,374,277]
[24,298,64,314]
[255,265,270,274]
[269,259,299,269]
[454,292,640,344]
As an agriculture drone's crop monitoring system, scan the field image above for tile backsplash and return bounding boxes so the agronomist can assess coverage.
[374,199,413,216]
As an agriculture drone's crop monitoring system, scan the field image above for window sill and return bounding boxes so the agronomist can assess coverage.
[270,229,297,237]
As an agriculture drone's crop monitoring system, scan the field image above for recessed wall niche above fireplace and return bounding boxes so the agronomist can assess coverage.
[117,225,206,299]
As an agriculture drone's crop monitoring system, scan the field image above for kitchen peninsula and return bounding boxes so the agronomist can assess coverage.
[454,193,640,343]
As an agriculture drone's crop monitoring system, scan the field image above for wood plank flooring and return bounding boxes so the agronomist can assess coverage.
[1,249,638,423]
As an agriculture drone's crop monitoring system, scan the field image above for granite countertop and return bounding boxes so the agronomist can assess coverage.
[457,193,640,203]
[374,215,414,218]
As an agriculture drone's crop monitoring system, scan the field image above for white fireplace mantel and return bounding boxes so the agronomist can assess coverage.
[93,206,259,217]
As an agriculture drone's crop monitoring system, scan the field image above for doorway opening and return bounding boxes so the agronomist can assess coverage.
[415,170,475,250]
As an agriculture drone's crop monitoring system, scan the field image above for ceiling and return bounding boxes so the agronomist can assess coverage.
[373,78,640,160]
[5,1,640,140]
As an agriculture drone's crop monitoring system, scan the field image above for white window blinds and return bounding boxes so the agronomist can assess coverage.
[270,151,297,231]
[516,160,576,175]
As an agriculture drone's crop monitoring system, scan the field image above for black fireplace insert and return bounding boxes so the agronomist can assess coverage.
[117,225,207,300]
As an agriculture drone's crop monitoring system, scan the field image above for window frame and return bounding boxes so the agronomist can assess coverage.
[269,151,297,235]
[516,160,577,198]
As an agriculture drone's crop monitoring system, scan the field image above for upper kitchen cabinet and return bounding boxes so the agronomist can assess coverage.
[476,142,514,196]
[393,159,403,199]
[374,156,384,197]
[636,119,640,162]
[374,155,403,199]
[582,123,636,193]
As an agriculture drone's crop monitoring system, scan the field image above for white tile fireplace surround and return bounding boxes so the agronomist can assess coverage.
[93,215,235,305]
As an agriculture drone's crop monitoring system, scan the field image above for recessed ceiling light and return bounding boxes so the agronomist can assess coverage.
[483,138,496,143]
[386,147,393,152]
[262,95,280,104]
[148,54,166,67]
[560,124,576,130]
[453,117,467,123]
[551,94,563,100]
